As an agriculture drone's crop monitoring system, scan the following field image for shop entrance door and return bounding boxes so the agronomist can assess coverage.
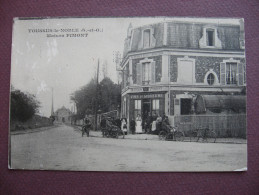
[142,99,151,121]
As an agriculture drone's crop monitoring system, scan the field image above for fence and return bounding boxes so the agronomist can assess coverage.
[174,114,246,138]
[10,115,54,131]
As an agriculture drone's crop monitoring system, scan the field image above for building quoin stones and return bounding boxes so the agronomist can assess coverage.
[119,19,246,128]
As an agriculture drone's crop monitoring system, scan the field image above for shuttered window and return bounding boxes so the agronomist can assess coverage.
[226,62,237,85]
[220,61,244,86]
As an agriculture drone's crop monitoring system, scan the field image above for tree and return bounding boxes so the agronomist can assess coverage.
[10,89,40,122]
[71,77,121,119]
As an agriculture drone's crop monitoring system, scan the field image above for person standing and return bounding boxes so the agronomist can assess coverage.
[146,112,153,134]
[130,118,136,134]
[135,114,142,133]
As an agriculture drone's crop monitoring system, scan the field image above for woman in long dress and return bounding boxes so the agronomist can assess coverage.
[135,114,142,133]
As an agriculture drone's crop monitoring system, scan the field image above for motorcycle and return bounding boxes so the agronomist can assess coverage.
[101,118,125,139]
[158,119,185,141]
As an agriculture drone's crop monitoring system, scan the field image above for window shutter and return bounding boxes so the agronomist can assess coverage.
[238,63,244,86]
[136,63,142,85]
[150,61,156,84]
[220,62,226,85]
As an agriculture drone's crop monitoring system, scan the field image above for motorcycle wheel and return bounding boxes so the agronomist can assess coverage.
[175,131,185,142]
[159,131,167,140]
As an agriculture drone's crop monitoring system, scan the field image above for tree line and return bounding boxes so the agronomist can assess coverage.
[70,77,121,119]
[10,87,40,122]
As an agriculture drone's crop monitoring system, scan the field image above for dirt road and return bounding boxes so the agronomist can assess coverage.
[10,124,247,171]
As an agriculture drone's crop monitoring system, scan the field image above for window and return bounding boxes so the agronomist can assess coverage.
[207,73,215,85]
[226,62,237,85]
[152,99,160,116]
[199,27,222,49]
[134,100,141,119]
[206,29,215,46]
[142,62,151,85]
[143,29,151,48]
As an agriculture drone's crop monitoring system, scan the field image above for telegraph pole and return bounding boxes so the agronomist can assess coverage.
[94,59,100,131]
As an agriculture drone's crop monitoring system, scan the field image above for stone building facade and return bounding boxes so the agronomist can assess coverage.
[120,19,246,127]
[54,106,72,123]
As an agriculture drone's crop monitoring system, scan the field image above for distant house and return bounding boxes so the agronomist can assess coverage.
[120,19,246,132]
[54,106,72,123]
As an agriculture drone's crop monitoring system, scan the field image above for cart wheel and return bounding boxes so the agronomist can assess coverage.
[190,131,197,142]
[159,131,167,140]
[175,131,185,142]
[207,130,217,143]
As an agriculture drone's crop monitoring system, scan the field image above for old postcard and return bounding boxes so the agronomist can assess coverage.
[9,17,247,171]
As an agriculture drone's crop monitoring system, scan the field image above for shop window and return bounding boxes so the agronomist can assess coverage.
[207,73,215,85]
[226,62,237,85]
[152,99,160,116]
[134,100,141,119]
[143,29,151,48]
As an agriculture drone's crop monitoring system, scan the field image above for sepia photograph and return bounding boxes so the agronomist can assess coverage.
[9,17,247,171]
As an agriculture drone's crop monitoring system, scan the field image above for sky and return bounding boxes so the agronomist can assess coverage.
[10,17,241,117]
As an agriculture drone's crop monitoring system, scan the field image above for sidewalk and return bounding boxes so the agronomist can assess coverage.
[71,125,247,144]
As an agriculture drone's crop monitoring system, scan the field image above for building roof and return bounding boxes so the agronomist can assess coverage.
[123,20,244,59]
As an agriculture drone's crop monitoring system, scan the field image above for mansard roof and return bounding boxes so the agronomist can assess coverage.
[123,20,244,58]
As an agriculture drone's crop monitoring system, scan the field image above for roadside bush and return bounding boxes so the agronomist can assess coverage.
[10,89,40,122]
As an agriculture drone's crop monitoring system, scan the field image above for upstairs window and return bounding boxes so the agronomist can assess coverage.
[142,62,151,85]
[226,62,237,85]
[206,29,215,46]
[199,27,222,49]
[220,60,243,86]
[143,29,151,48]
[207,73,215,85]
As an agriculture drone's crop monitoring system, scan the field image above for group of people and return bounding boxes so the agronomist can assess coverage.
[83,112,170,135]
[130,112,169,134]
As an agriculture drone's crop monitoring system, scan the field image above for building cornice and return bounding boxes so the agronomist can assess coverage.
[120,47,245,68]
[121,84,245,96]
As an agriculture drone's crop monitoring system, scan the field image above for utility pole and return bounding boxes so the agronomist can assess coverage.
[94,59,100,131]
[51,87,54,116]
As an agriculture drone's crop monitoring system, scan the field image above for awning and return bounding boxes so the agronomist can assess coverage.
[194,95,246,114]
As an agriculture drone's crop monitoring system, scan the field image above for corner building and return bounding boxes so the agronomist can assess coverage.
[120,19,246,129]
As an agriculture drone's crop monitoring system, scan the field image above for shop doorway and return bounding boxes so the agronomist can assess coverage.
[142,99,151,121]
[180,98,192,115]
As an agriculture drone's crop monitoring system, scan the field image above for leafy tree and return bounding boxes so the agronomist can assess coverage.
[71,77,121,119]
[10,89,40,122]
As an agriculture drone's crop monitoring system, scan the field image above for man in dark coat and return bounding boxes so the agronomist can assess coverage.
[130,118,136,134]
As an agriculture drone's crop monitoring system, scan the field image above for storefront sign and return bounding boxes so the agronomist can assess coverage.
[130,94,164,99]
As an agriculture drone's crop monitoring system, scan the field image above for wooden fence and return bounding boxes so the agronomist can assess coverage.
[174,114,246,138]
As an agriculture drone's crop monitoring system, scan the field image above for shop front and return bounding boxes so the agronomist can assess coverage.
[127,92,166,123]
